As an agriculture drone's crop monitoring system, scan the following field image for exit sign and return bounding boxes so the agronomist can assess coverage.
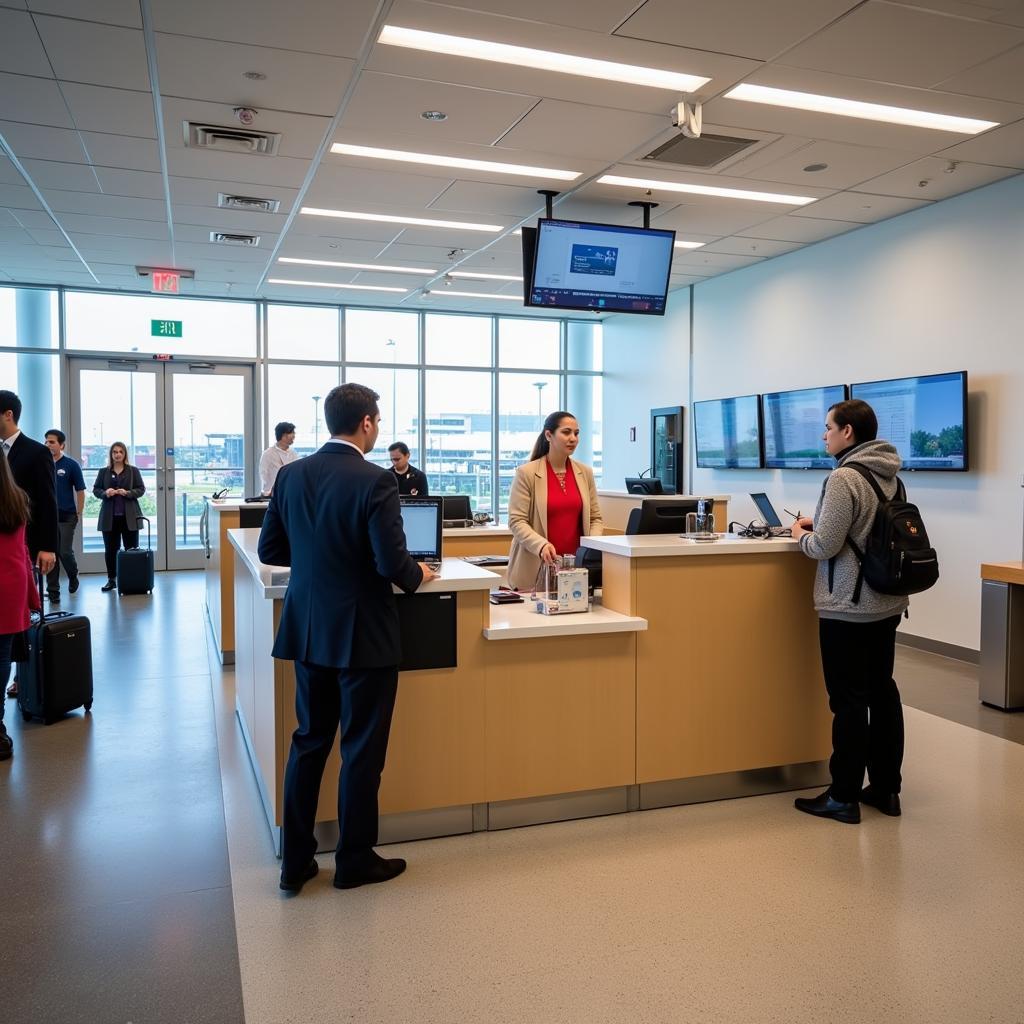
[151,319,182,338]
[151,271,180,294]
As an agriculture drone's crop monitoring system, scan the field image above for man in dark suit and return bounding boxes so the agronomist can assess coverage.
[259,382,437,894]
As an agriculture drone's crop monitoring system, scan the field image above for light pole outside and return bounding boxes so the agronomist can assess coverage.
[533,381,547,428]
[386,338,397,445]
[312,395,321,449]
[188,414,196,485]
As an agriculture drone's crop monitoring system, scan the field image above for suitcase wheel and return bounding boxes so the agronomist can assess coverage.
[84,700,93,712]
[21,709,31,722]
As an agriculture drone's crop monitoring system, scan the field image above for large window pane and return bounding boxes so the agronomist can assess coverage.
[498,317,559,369]
[0,351,60,439]
[567,374,603,483]
[345,308,417,364]
[267,304,339,360]
[66,292,257,357]
[424,313,490,367]
[352,366,421,472]
[425,370,491,514]
[0,286,58,348]
[567,320,602,372]
[267,364,340,457]
[498,372,559,515]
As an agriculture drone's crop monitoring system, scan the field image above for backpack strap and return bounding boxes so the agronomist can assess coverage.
[831,461,890,605]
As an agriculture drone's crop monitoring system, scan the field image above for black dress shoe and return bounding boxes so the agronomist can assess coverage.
[0,728,12,762]
[101,579,116,592]
[794,789,860,824]
[334,854,407,890]
[69,575,80,594]
[47,593,60,603]
[861,786,901,817]
[279,859,319,893]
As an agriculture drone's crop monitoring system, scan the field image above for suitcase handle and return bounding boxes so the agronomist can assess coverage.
[135,515,152,550]
[33,567,70,623]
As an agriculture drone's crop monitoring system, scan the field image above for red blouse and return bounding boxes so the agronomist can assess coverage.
[0,523,39,635]
[545,459,583,558]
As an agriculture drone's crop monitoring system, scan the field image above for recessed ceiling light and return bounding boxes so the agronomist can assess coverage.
[674,240,705,250]
[450,271,523,281]
[429,289,522,301]
[379,25,710,93]
[725,84,998,134]
[803,163,829,172]
[300,207,503,233]
[331,143,579,182]
[279,257,436,274]
[598,174,816,205]
[421,110,448,121]
[267,278,408,293]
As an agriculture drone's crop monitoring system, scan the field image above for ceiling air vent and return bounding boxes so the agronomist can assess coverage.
[210,232,261,247]
[218,193,280,213]
[644,132,759,169]
[184,122,281,156]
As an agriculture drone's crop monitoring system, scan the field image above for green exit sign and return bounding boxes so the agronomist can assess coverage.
[151,319,182,338]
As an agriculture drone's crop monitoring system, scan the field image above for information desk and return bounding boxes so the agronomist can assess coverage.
[979,561,1024,710]
[597,491,730,535]
[442,523,513,558]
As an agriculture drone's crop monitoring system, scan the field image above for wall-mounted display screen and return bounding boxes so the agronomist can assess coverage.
[850,371,968,471]
[762,385,847,469]
[693,395,763,468]
[528,219,675,315]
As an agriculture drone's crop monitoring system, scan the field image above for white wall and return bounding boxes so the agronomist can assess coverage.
[689,172,1024,651]
[602,289,690,490]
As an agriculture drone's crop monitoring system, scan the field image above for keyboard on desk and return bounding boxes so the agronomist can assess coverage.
[425,560,442,572]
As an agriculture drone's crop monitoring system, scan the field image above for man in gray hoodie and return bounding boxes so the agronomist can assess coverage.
[790,399,908,824]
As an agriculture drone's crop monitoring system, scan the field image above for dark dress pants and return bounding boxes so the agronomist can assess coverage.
[102,515,139,579]
[0,632,12,732]
[819,615,904,803]
[47,515,79,596]
[280,661,399,879]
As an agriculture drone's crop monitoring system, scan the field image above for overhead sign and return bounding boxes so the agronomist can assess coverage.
[151,320,182,338]
[151,271,180,294]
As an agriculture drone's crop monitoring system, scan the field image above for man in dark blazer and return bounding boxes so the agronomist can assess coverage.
[258,382,437,894]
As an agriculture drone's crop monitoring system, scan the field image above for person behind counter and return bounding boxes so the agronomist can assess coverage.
[790,399,908,825]
[93,442,145,593]
[387,442,429,496]
[259,421,299,496]
[506,410,602,591]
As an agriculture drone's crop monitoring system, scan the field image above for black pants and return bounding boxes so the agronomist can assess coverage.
[280,662,399,879]
[46,515,79,596]
[102,515,139,579]
[819,615,904,803]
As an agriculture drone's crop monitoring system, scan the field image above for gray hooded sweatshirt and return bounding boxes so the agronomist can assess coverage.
[799,439,910,623]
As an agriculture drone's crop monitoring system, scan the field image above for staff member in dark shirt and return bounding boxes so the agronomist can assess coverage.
[44,429,86,603]
[387,442,429,496]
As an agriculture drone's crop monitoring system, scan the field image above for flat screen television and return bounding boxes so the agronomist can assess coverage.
[762,385,847,469]
[528,218,675,315]
[850,371,968,471]
[520,225,537,305]
[693,395,763,469]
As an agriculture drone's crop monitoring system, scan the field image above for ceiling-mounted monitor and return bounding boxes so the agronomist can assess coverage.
[693,394,763,469]
[850,371,968,471]
[762,385,847,469]
[527,218,675,315]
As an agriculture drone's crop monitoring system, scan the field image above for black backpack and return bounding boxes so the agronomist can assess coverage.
[829,462,939,603]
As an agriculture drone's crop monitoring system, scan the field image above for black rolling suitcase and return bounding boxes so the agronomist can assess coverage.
[17,570,94,725]
[117,515,155,595]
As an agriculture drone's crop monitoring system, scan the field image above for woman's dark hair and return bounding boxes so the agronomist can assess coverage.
[828,399,878,444]
[530,410,576,461]
[107,441,132,470]
[0,448,30,533]
[324,383,379,436]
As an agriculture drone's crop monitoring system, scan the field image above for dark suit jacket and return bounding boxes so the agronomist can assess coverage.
[258,442,423,669]
[92,465,146,531]
[6,432,58,558]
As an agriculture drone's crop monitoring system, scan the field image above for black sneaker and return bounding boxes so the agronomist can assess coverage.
[69,575,80,594]
[48,593,60,604]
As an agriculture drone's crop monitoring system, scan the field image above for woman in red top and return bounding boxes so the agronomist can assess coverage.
[507,410,603,591]
[0,451,40,761]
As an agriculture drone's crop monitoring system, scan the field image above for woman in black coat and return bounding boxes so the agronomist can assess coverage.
[93,441,145,592]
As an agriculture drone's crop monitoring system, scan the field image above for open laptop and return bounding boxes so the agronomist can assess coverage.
[400,496,443,571]
[749,493,795,537]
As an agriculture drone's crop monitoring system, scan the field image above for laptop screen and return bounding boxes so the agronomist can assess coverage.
[750,492,783,528]
[400,497,443,560]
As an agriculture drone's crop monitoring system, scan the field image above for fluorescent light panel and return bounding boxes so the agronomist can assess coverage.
[332,143,578,182]
[379,25,710,93]
[450,271,523,281]
[301,207,502,233]
[267,278,408,293]
[674,240,705,250]
[279,257,435,275]
[430,289,521,301]
[598,174,816,205]
[725,83,998,135]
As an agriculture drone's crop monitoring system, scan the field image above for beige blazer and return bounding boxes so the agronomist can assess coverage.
[506,457,603,591]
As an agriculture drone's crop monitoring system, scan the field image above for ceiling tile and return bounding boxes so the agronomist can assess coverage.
[34,15,150,90]
[22,159,100,191]
[852,155,1019,198]
[79,131,160,171]
[93,167,165,199]
[0,156,22,185]
[671,250,764,271]
[0,182,40,208]
[43,190,167,221]
[937,43,1024,104]
[165,148,311,187]
[174,203,286,235]
[61,82,155,137]
[883,0,1024,29]
[702,236,804,257]
[617,0,859,61]
[57,211,170,239]
[440,0,641,34]
[28,1,142,28]
[155,34,355,118]
[0,73,73,128]
[741,214,864,242]
[340,72,537,147]
[0,7,53,76]
[277,237,389,262]
[305,163,451,209]
[429,180,545,217]
[733,138,919,189]
[0,121,86,162]
[778,1,1024,88]
[792,190,933,222]
[939,115,1024,166]
[647,201,776,237]
[498,99,667,162]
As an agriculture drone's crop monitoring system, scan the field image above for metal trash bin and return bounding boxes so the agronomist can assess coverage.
[979,580,1024,710]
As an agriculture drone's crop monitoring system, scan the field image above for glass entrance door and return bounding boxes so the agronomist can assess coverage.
[69,359,253,573]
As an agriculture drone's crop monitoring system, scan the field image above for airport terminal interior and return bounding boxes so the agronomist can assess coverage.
[2,1,1024,1021]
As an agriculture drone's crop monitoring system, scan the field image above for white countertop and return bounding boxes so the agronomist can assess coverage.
[483,599,647,640]
[228,527,499,599]
[443,524,513,538]
[208,498,268,512]
[597,490,730,500]
[581,533,802,558]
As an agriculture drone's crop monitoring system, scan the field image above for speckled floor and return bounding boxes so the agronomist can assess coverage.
[211,641,1024,1024]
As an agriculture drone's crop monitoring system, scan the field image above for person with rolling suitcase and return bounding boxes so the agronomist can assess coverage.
[92,441,145,593]
[116,515,155,596]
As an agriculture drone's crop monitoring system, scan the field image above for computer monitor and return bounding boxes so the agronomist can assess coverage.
[399,497,443,561]
[625,477,664,495]
[442,494,472,522]
[625,498,700,535]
